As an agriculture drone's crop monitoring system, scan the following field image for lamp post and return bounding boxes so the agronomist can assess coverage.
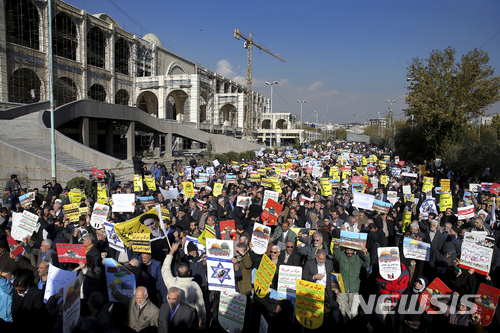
[265,80,279,149]
[297,100,306,128]
[314,110,320,141]
[386,99,396,137]
[377,111,382,136]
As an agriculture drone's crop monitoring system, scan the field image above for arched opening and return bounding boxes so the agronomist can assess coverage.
[276,119,287,129]
[52,12,77,60]
[115,89,129,105]
[137,91,158,117]
[8,68,41,103]
[5,0,39,50]
[219,104,237,127]
[54,77,78,107]
[137,45,152,77]
[166,90,188,121]
[115,38,130,75]
[200,92,208,123]
[88,83,106,102]
[262,119,271,129]
[87,26,105,68]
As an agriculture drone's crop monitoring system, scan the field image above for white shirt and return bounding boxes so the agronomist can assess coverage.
[316,263,327,287]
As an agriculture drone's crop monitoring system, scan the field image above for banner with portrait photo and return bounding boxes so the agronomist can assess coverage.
[113,207,162,246]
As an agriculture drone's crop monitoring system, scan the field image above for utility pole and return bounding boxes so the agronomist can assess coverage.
[314,110,320,141]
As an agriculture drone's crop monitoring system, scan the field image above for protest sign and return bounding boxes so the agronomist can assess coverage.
[89,203,109,229]
[197,225,217,247]
[183,181,195,198]
[474,283,500,326]
[372,199,390,214]
[184,236,205,253]
[104,222,125,252]
[312,166,323,178]
[262,190,279,208]
[56,244,86,263]
[320,178,332,196]
[144,174,156,191]
[64,203,80,223]
[132,233,151,253]
[213,183,223,197]
[419,278,452,313]
[460,232,495,275]
[402,209,412,232]
[420,198,438,215]
[439,192,452,211]
[481,182,493,192]
[111,193,135,212]
[105,258,136,302]
[19,192,34,206]
[378,247,401,281]
[296,279,324,329]
[380,175,388,186]
[259,315,268,333]
[63,273,83,333]
[207,238,235,291]
[236,196,251,208]
[218,291,247,333]
[133,174,143,192]
[97,183,107,204]
[254,254,276,298]
[44,263,76,303]
[11,210,39,241]
[277,265,302,300]
[340,230,367,250]
[68,189,83,204]
[220,220,236,241]
[403,237,431,261]
[7,235,23,257]
[469,183,481,192]
[331,273,345,293]
[251,223,272,255]
[212,159,220,167]
[458,206,475,220]
[261,199,283,226]
[352,192,375,210]
[92,167,104,178]
[387,191,398,206]
[159,187,179,200]
[489,182,500,195]
[402,185,411,194]
[113,207,159,246]
[422,177,434,191]
[440,179,450,192]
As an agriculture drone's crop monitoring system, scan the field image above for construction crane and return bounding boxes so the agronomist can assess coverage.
[233,28,285,140]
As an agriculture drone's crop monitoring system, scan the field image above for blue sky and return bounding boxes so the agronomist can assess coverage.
[68,0,500,124]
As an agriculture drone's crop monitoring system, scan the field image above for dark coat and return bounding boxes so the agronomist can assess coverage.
[158,300,195,333]
[302,257,335,300]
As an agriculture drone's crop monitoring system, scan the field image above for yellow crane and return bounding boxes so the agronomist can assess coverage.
[233,28,285,139]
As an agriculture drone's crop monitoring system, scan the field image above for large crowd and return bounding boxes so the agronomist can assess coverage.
[0,141,499,333]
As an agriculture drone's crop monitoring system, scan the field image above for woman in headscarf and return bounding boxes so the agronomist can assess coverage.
[398,277,430,333]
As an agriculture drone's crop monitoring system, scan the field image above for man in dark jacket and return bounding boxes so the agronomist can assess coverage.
[158,287,195,333]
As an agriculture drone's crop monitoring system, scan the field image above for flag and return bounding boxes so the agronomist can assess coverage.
[197,225,216,247]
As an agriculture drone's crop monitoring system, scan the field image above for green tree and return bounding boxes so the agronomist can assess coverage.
[405,47,500,158]
[491,114,500,140]
[334,128,346,140]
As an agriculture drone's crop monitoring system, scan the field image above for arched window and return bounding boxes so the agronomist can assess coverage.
[87,27,105,68]
[54,77,78,107]
[5,0,39,50]
[115,38,129,75]
[52,12,78,60]
[115,89,129,105]
[8,68,41,103]
[88,84,106,102]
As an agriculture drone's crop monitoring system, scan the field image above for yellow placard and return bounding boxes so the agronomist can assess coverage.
[183,182,195,199]
[261,178,273,188]
[132,233,151,253]
[361,157,367,166]
[402,209,412,232]
[254,254,276,298]
[286,162,292,170]
[133,174,143,192]
[114,208,155,246]
[379,160,386,169]
[161,208,170,222]
[213,183,223,197]
[381,175,388,186]
[320,178,332,196]
[68,189,83,204]
[64,203,80,222]
[419,165,426,175]
[422,176,434,191]
[296,279,325,329]
[270,177,282,193]
[440,192,452,211]
[144,175,156,191]
[97,183,107,204]
[79,207,88,216]
[257,169,266,177]
[441,179,450,192]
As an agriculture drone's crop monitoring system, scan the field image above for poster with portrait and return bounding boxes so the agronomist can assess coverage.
[206,238,235,291]
[251,222,271,255]
[377,247,401,281]
[114,206,164,245]
[220,220,237,241]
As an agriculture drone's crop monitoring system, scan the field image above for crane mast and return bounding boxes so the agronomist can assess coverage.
[233,28,285,139]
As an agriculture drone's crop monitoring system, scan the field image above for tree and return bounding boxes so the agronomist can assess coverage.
[405,47,500,157]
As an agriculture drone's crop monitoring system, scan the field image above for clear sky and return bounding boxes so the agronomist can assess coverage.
[67,0,500,124]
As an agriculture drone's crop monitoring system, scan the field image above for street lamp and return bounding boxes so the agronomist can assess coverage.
[314,110,320,141]
[377,111,382,136]
[265,80,279,149]
[297,100,306,128]
[386,100,396,137]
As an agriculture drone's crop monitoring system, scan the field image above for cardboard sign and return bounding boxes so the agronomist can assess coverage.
[459,232,495,275]
[111,194,135,213]
[251,223,272,254]
[56,244,86,263]
[132,233,151,253]
[339,230,367,250]
[213,183,223,197]
[90,203,109,229]
[207,238,235,291]
[419,278,452,313]
[144,175,156,191]
[352,192,375,211]
[261,199,283,226]
[254,254,276,298]
[11,210,39,241]
[403,237,431,261]
[474,283,500,326]
[183,181,195,198]
[277,265,302,300]
[218,291,247,333]
[377,247,401,281]
[133,174,143,192]
[296,279,325,329]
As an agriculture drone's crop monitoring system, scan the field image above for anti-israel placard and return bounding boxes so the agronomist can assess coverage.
[63,273,83,333]
[277,265,302,300]
[218,291,246,333]
[377,247,401,281]
[90,203,109,229]
[206,238,235,291]
[460,232,495,275]
[352,192,375,211]
[254,254,276,298]
[251,222,271,255]
[402,237,431,261]
[296,279,325,329]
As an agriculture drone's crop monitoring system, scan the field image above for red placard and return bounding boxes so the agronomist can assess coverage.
[261,198,283,226]
[489,182,500,195]
[419,278,452,313]
[474,283,500,326]
[56,243,86,263]
[7,235,23,257]
[219,220,237,241]
[93,168,104,179]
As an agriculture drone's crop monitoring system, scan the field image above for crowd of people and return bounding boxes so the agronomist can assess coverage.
[0,141,499,333]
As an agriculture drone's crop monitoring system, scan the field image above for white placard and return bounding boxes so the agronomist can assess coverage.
[160,187,180,200]
[63,274,83,333]
[277,265,302,299]
[206,238,235,291]
[44,263,76,303]
[251,222,271,255]
[458,206,475,220]
[402,185,411,194]
[212,159,220,167]
[104,222,125,252]
[352,192,375,210]
[11,210,39,241]
[90,203,109,229]
[262,190,279,208]
[111,194,135,212]
[219,291,247,333]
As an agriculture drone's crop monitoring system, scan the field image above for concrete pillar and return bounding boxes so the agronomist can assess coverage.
[153,132,160,158]
[81,117,89,146]
[165,133,172,157]
[127,121,135,160]
[105,121,113,155]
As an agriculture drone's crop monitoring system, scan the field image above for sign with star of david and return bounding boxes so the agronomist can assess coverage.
[206,238,235,291]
